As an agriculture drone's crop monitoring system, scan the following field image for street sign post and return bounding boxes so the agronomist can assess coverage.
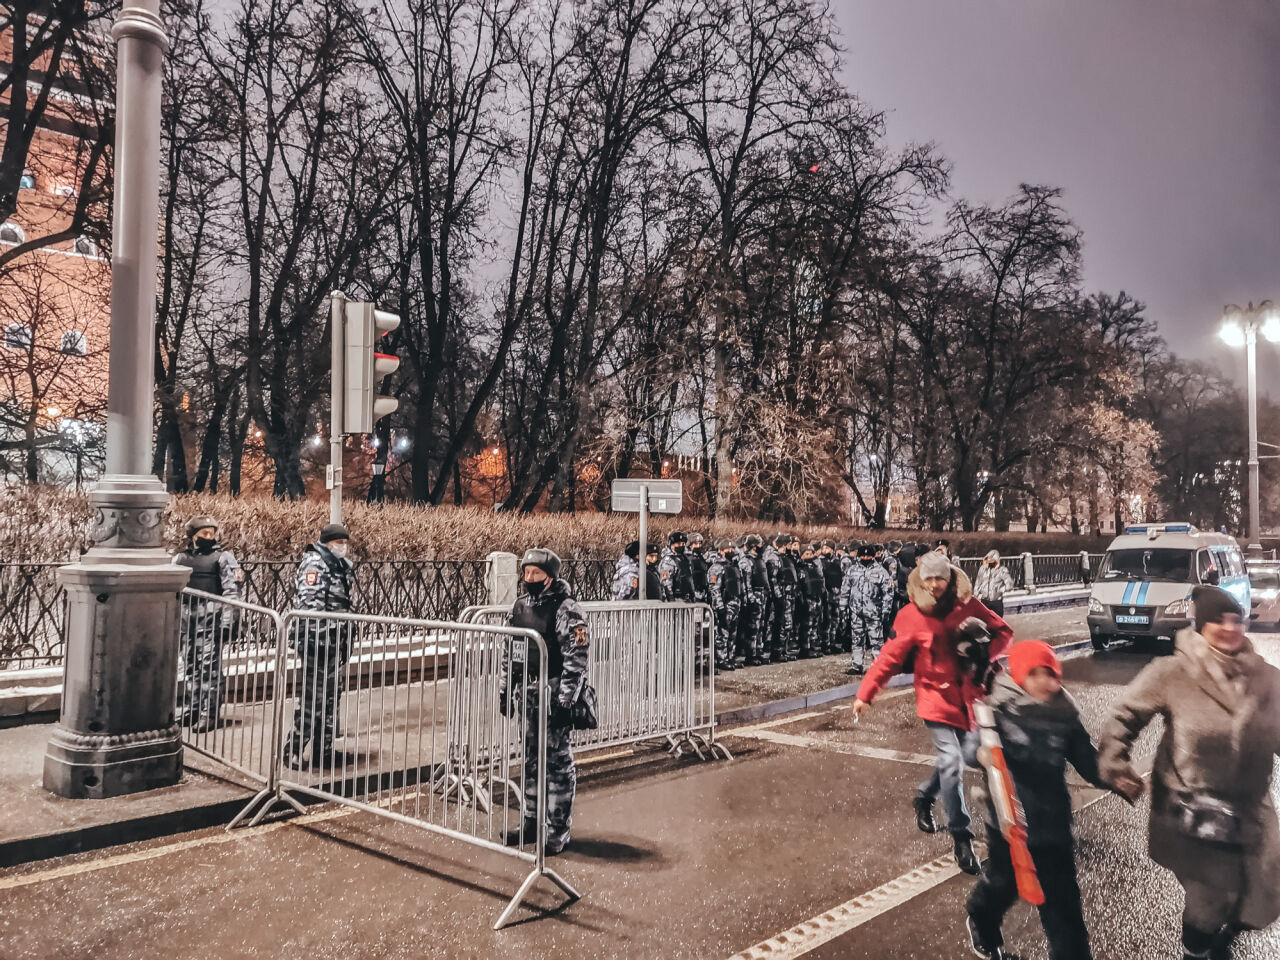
[610,479,683,600]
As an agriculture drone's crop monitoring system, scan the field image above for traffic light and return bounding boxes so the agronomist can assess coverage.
[342,301,400,434]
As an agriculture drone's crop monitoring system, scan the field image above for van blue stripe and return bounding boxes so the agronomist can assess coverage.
[1122,582,1136,603]
[1136,582,1151,604]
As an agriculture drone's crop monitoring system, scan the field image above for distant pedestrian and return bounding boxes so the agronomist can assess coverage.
[172,516,242,732]
[285,523,355,769]
[707,540,742,672]
[852,551,1013,875]
[935,539,951,557]
[502,548,589,856]
[964,641,1107,960]
[612,540,662,600]
[1099,587,1280,960]
[973,550,1015,617]
[659,531,695,602]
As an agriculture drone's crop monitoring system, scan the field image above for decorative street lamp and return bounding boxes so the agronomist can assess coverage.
[1218,301,1280,557]
[43,2,189,798]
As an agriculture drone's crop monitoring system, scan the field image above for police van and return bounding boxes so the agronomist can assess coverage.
[1086,523,1250,652]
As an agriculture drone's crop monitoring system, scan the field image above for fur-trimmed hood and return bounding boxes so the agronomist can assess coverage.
[906,563,972,615]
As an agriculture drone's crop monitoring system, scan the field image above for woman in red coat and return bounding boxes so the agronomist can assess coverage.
[852,551,1013,874]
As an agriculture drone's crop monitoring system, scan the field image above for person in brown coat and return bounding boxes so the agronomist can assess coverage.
[1099,585,1280,960]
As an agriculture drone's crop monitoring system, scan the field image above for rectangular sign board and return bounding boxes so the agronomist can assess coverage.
[610,478,683,514]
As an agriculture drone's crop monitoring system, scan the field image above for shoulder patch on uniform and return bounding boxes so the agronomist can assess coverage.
[662,570,670,579]
[305,570,319,586]
[234,568,245,582]
[573,624,589,646]
[709,575,717,583]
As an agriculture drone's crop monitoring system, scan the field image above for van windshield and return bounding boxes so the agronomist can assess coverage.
[1100,549,1193,582]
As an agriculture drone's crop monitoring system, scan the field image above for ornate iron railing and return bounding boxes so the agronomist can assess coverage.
[1,552,1100,672]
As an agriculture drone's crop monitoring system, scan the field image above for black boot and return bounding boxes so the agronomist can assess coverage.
[913,794,938,833]
[283,734,311,769]
[964,914,1004,960]
[953,832,980,875]
[503,819,538,847]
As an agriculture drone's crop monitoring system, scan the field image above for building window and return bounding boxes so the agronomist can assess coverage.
[4,323,33,351]
[73,235,96,256]
[0,222,24,245]
[19,172,36,190]
[60,330,88,356]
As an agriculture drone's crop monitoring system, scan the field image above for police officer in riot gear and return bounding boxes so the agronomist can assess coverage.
[612,540,662,600]
[736,535,769,666]
[840,543,896,675]
[687,532,710,603]
[796,543,826,659]
[502,548,589,855]
[659,531,696,602]
[764,534,798,661]
[707,539,741,671]
[172,516,242,731]
[820,540,844,654]
[285,523,355,769]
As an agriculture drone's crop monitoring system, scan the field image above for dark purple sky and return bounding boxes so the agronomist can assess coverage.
[832,0,1280,384]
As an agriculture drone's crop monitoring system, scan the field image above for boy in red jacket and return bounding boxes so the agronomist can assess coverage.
[852,551,1012,873]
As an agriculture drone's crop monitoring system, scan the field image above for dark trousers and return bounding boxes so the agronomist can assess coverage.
[290,632,350,760]
[967,833,1092,960]
[983,598,1005,618]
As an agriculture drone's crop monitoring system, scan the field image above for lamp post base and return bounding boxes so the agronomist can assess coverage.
[43,724,182,800]
[42,477,190,799]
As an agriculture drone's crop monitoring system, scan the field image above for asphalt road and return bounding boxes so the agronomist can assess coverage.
[1,612,1277,960]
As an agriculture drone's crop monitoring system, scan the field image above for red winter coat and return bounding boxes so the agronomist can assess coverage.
[856,565,1013,730]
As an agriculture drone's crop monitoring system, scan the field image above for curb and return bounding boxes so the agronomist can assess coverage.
[0,795,257,869]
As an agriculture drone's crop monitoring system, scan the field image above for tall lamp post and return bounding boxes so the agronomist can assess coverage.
[1218,302,1280,558]
[43,2,189,798]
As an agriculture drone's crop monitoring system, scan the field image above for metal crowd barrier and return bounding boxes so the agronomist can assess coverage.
[459,600,730,762]
[174,591,579,930]
[177,589,285,789]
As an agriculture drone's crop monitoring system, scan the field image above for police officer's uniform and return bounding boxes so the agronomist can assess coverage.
[839,545,896,673]
[659,533,695,603]
[285,524,355,767]
[172,516,242,731]
[735,536,769,664]
[796,548,826,658]
[504,548,588,855]
[688,533,710,604]
[707,540,741,670]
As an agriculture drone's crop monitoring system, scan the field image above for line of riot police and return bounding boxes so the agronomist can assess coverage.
[611,533,949,675]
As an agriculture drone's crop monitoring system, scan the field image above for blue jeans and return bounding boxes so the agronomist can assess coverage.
[918,720,974,836]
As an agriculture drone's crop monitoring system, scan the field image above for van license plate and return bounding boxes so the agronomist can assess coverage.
[1116,615,1149,625]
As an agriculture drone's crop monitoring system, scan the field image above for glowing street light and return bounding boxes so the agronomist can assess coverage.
[1217,301,1280,555]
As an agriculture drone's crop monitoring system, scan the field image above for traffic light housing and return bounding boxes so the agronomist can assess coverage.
[342,301,400,434]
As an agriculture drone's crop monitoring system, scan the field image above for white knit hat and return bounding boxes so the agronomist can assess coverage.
[919,551,952,580]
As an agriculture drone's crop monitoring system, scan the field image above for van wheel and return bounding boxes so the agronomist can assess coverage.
[1091,634,1113,652]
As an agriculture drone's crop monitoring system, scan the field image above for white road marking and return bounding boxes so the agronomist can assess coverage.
[729,727,938,767]
[722,712,824,736]
[726,855,963,960]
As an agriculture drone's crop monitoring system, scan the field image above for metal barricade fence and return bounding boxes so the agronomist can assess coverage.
[459,600,730,762]
[243,610,578,930]
[177,589,285,792]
